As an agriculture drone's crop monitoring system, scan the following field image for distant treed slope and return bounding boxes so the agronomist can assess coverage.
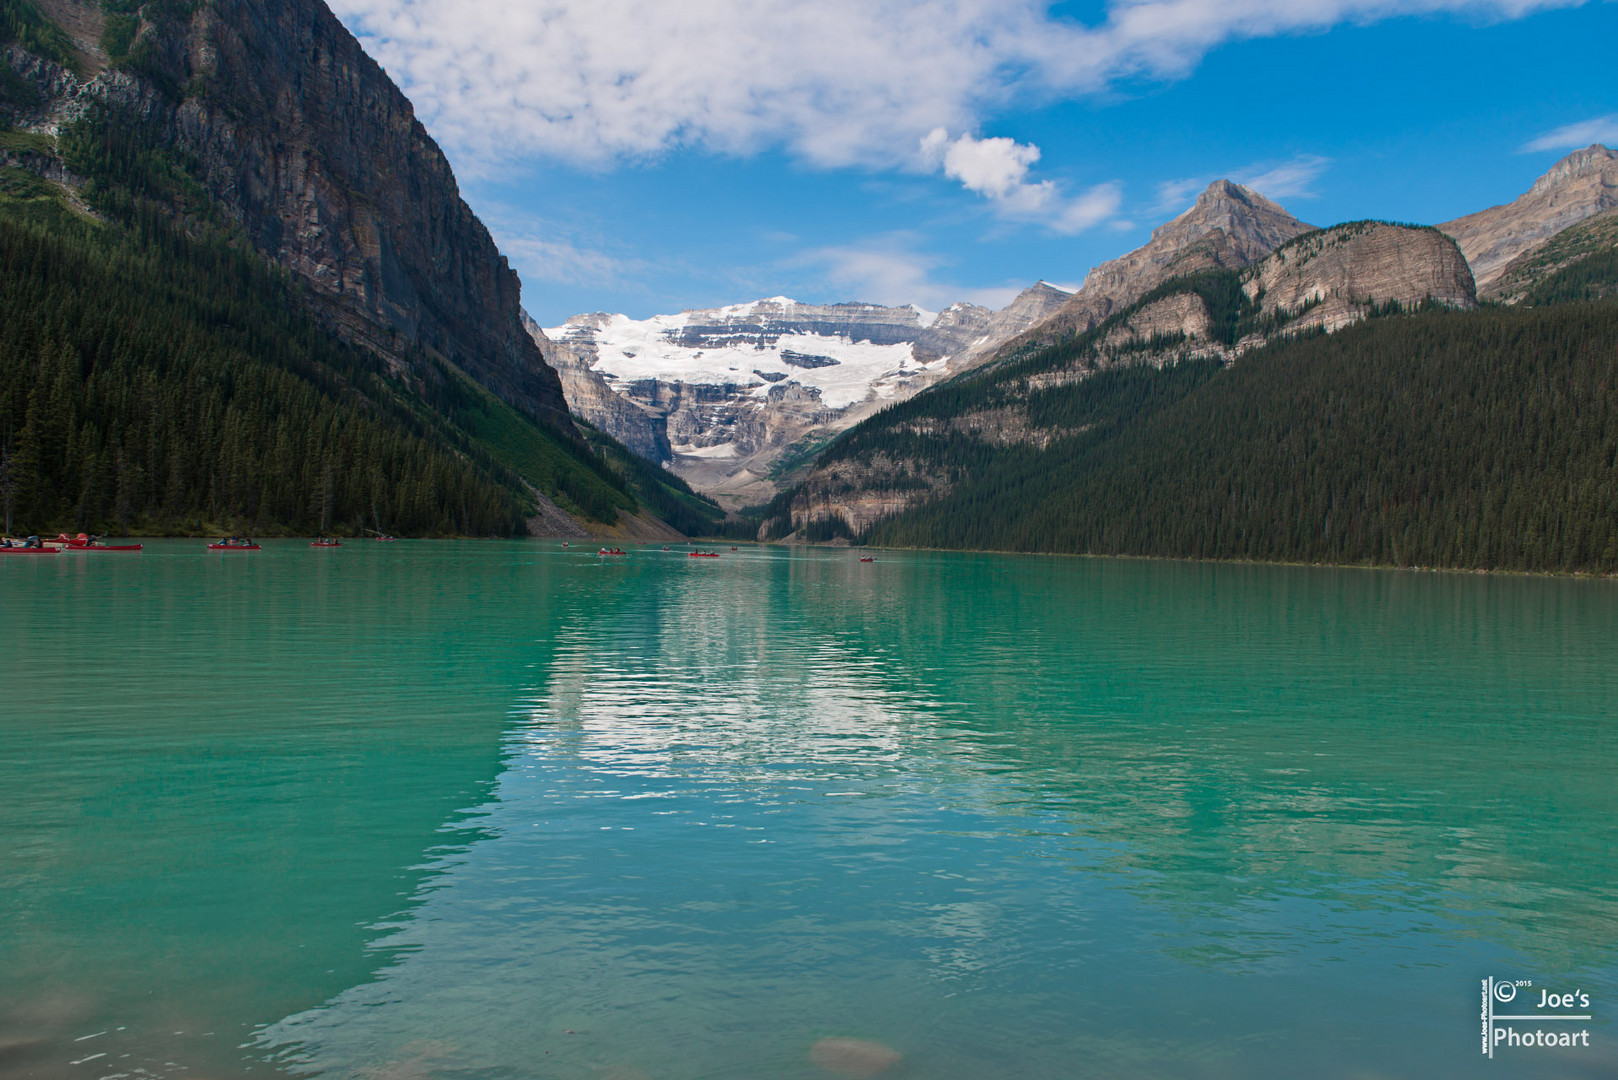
[1485,207,1618,306]
[864,304,1618,573]
[0,201,527,536]
[1441,145,1618,291]
[577,423,731,538]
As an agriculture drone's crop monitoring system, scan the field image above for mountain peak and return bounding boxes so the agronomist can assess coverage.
[1151,180,1307,261]
[1530,144,1617,194]
[1443,144,1618,289]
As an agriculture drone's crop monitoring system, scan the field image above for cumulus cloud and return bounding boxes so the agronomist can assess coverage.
[328,0,1582,171]
[920,128,1123,233]
[1521,114,1618,153]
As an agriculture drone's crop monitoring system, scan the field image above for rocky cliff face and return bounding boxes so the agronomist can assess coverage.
[1441,144,1618,292]
[2,0,571,429]
[522,313,667,459]
[986,181,1313,364]
[539,288,1072,505]
[1244,222,1476,333]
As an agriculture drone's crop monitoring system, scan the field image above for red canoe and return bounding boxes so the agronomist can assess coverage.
[689,551,720,558]
[0,547,57,555]
[860,557,875,562]
[598,548,627,556]
[208,541,261,551]
[54,533,143,551]
[310,540,342,548]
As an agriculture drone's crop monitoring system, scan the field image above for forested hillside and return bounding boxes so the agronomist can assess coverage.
[0,180,641,537]
[771,261,1618,573]
[869,305,1618,571]
[0,0,713,538]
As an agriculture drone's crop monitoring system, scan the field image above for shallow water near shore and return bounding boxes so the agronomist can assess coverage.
[2,541,1615,1079]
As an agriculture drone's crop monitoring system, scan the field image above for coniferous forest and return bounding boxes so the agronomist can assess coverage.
[773,236,1618,574]
[847,302,1618,571]
[0,98,731,538]
[0,195,532,536]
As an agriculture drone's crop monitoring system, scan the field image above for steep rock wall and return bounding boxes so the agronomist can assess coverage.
[4,0,572,429]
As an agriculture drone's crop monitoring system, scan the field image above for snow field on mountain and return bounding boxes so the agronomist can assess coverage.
[546,311,933,410]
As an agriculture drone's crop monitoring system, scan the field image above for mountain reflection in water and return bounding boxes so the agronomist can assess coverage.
[256,550,1615,1080]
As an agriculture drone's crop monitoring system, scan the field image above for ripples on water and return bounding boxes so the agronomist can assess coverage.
[2,544,1615,1079]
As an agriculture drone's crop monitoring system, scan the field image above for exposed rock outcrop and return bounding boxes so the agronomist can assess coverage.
[1441,144,1618,292]
[1101,292,1215,352]
[523,312,667,459]
[1245,222,1476,333]
[988,181,1313,363]
[1481,205,1618,304]
[3,0,572,429]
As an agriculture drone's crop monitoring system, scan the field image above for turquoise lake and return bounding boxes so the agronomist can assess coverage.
[2,541,1615,1079]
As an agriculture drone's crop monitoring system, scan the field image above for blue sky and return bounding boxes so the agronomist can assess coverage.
[329,0,1618,324]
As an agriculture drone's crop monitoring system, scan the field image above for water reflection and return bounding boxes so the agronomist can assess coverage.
[260,550,1616,1080]
[0,542,569,1078]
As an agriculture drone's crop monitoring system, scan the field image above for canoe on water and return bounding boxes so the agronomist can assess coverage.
[54,533,143,551]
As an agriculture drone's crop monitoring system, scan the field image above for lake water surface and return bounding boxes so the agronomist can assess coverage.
[2,542,1615,1079]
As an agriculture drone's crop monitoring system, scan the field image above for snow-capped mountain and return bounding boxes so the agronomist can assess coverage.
[533,288,1071,505]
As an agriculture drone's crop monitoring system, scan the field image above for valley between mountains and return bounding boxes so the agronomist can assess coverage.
[3,0,1618,571]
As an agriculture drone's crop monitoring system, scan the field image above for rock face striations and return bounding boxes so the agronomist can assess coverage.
[2,0,572,429]
[538,289,1071,505]
[1441,144,1618,292]
[1244,222,1477,334]
[986,181,1313,365]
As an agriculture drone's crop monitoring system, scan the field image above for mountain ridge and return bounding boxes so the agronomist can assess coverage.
[779,219,1481,541]
[536,286,1072,506]
[1440,144,1618,291]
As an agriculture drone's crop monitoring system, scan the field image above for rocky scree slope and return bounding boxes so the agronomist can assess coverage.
[1481,205,1618,306]
[536,286,1072,507]
[780,221,1478,540]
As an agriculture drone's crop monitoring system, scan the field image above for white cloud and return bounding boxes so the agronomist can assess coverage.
[794,240,1023,310]
[329,0,1583,171]
[923,129,1042,199]
[920,128,1123,233]
[1521,114,1618,153]
[1152,153,1331,216]
[1152,177,1208,215]
[1238,154,1331,198]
